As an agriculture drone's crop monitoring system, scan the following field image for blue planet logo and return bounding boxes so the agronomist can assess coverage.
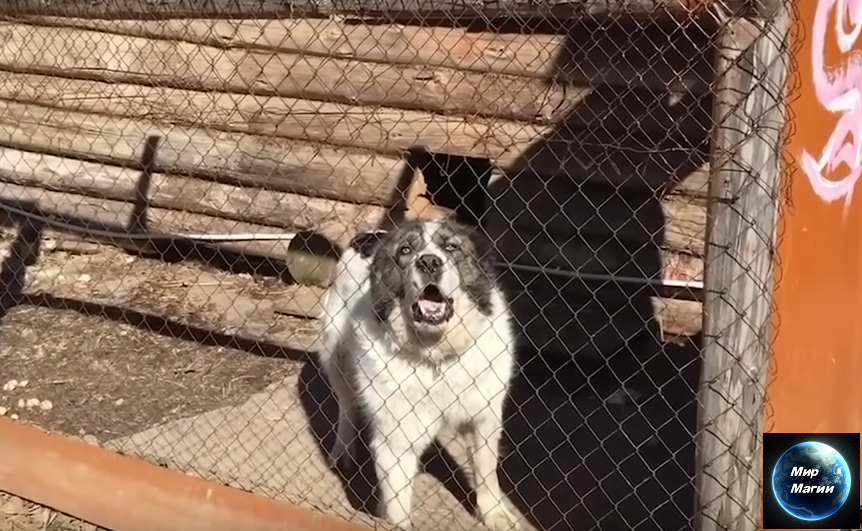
[772,441,852,521]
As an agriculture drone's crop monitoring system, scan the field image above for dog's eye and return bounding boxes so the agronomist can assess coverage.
[444,242,457,252]
[398,245,412,255]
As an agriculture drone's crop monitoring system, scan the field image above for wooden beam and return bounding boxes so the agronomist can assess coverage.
[696,13,789,531]
[0,98,709,251]
[668,164,710,200]
[0,98,404,207]
[0,178,300,263]
[271,284,326,319]
[664,198,707,256]
[16,17,714,94]
[0,72,542,163]
[0,417,374,531]
[0,146,384,247]
[0,142,707,291]
[0,22,587,123]
[0,0,744,23]
[0,72,714,199]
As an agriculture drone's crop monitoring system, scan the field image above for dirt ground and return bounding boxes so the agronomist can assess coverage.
[0,233,315,441]
[0,229,709,531]
[0,233,321,530]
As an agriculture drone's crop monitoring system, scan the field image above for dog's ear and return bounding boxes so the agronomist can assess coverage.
[369,242,400,322]
[348,230,388,259]
[445,217,497,276]
[466,225,498,277]
[446,219,497,316]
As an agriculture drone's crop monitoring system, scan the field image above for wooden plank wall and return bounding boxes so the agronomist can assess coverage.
[2,0,745,21]
[0,15,711,336]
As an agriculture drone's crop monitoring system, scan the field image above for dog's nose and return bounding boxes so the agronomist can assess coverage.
[417,253,443,276]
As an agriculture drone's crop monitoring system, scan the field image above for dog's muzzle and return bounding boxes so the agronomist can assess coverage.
[416,253,444,283]
[411,284,454,325]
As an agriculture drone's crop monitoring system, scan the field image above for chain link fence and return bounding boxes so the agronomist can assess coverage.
[0,0,791,530]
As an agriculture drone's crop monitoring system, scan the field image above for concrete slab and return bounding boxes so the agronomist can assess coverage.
[108,341,702,531]
[107,363,529,531]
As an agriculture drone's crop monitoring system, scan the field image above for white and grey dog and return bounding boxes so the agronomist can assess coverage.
[316,217,520,531]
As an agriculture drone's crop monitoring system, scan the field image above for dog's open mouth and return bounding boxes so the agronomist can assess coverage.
[412,285,453,324]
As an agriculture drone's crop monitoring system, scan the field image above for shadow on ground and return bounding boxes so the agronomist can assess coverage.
[0,206,307,361]
[299,331,701,531]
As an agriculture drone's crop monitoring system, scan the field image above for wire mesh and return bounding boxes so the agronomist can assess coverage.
[0,1,791,530]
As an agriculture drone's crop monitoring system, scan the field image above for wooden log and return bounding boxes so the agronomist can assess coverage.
[0,72,541,162]
[19,17,714,94]
[0,0,744,21]
[0,98,711,246]
[505,195,706,256]
[0,22,588,123]
[668,163,710,200]
[0,142,707,292]
[664,198,707,256]
[0,179,301,264]
[0,147,383,240]
[653,298,702,337]
[271,284,326,319]
[0,72,714,198]
[0,98,404,207]
[0,146,391,286]
[695,14,788,531]
[488,170,708,256]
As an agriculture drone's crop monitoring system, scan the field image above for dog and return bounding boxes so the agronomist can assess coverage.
[316,217,520,531]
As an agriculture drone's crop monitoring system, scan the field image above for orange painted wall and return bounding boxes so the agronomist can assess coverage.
[770,0,862,436]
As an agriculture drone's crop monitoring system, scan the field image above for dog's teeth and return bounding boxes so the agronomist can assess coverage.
[418,300,447,316]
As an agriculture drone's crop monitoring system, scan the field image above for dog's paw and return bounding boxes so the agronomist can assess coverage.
[481,506,520,531]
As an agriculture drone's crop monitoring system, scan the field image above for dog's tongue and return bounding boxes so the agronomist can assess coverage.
[418,299,447,316]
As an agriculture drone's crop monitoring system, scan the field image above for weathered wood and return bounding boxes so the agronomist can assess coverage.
[490,170,708,256]
[0,0,744,22]
[653,298,702,336]
[19,17,714,94]
[669,163,710,200]
[0,22,587,123]
[492,223,703,280]
[0,98,405,206]
[271,284,327,319]
[665,251,703,282]
[0,72,541,162]
[0,72,715,197]
[696,14,788,531]
[0,98,709,253]
[664,198,707,255]
[0,145,387,287]
[0,146,384,244]
[0,180,297,262]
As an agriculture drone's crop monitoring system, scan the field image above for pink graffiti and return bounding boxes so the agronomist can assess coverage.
[801,0,862,209]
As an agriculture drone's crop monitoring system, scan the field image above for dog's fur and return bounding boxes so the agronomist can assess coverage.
[316,217,519,530]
